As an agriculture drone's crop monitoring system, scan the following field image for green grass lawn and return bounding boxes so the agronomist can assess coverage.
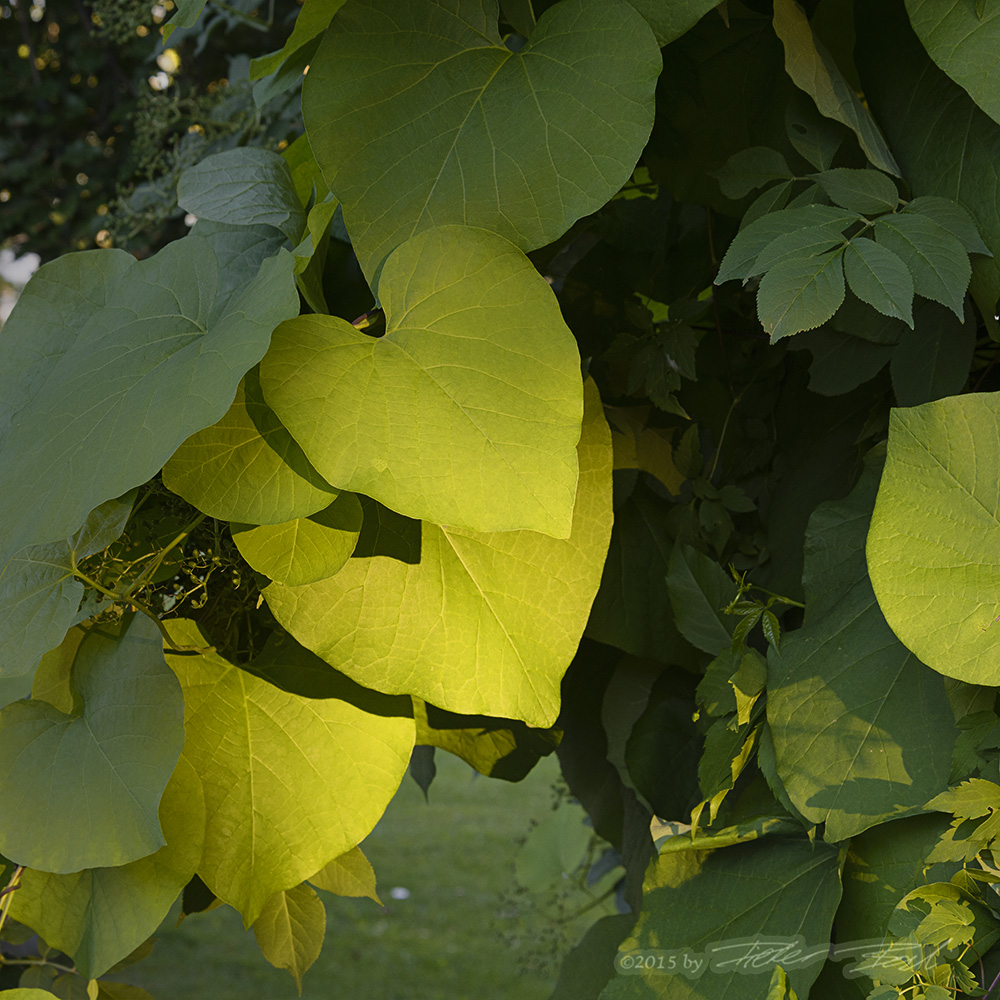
[118,751,578,1000]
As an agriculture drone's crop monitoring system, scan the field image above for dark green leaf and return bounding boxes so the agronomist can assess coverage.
[843,237,914,325]
[904,196,992,256]
[889,300,975,406]
[712,147,793,200]
[813,168,899,215]
[756,248,847,341]
[665,543,737,655]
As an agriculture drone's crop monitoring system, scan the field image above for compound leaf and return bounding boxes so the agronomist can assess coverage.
[813,168,900,215]
[757,248,846,341]
[844,237,914,326]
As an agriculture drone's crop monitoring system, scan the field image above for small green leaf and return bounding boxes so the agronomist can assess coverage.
[844,237,914,326]
[0,615,184,873]
[757,248,847,341]
[309,846,381,904]
[253,883,326,992]
[231,493,363,587]
[874,214,971,319]
[712,147,793,200]
[262,226,582,537]
[625,0,721,45]
[666,543,738,655]
[752,227,846,275]
[904,196,992,256]
[813,168,900,215]
[177,149,305,243]
[162,0,207,40]
[761,610,781,649]
[250,0,347,80]
[927,778,1000,819]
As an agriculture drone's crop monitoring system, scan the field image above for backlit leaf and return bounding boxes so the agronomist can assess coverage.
[252,883,326,992]
[261,226,583,538]
[309,847,380,904]
[163,618,414,924]
[868,392,1000,687]
[263,380,612,728]
[303,0,660,280]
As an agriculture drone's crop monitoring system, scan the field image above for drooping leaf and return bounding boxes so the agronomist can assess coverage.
[873,214,971,319]
[626,0,721,46]
[665,543,737,655]
[772,0,900,176]
[162,0,207,40]
[162,366,340,525]
[716,205,858,285]
[786,94,847,172]
[756,248,846,341]
[303,0,661,280]
[163,618,414,925]
[309,846,380,904]
[843,238,914,326]
[867,393,1000,687]
[252,883,326,993]
[8,756,205,980]
[856,0,1000,330]
[0,492,134,680]
[0,615,185,873]
[769,453,957,842]
[177,149,305,243]
[0,237,297,565]
[904,0,1000,126]
[250,0,347,80]
[602,836,842,999]
[712,147,793,200]
[261,226,583,538]
[889,300,975,407]
[263,379,612,729]
[413,699,560,782]
[231,493,363,587]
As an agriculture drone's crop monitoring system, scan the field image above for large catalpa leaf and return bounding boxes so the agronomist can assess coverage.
[904,0,1000,127]
[0,615,184,873]
[868,393,1000,686]
[0,492,133,683]
[768,453,956,842]
[263,379,613,729]
[163,618,414,925]
[856,0,1000,332]
[9,756,205,980]
[260,226,583,538]
[302,0,660,280]
[163,366,340,525]
[601,836,842,999]
[626,0,719,45]
[0,236,297,566]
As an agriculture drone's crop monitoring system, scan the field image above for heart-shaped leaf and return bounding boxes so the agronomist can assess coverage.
[163,366,339,525]
[232,492,363,586]
[0,615,185,873]
[260,225,583,537]
[163,619,414,925]
[303,0,660,279]
[263,379,612,728]
[0,236,298,565]
[9,756,205,980]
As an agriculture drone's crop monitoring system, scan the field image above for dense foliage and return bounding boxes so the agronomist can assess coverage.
[5,0,1000,998]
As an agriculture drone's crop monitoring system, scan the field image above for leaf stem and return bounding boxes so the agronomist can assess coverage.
[0,866,23,940]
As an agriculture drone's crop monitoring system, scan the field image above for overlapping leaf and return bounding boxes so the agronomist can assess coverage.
[627,0,729,46]
[0,615,185,873]
[163,618,414,924]
[232,493,363,587]
[263,380,613,729]
[252,883,326,992]
[868,392,1000,686]
[302,0,660,279]
[0,236,298,565]
[0,492,133,682]
[904,0,1000,126]
[163,367,340,525]
[261,225,583,537]
[9,756,205,979]
[769,455,957,842]
[309,846,380,904]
